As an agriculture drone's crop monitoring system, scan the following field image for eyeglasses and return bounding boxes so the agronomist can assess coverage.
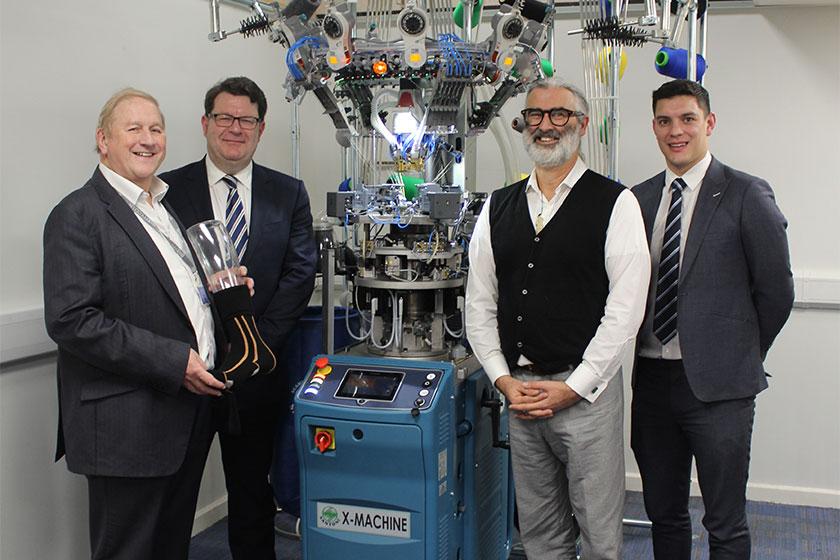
[208,113,261,130]
[520,107,584,127]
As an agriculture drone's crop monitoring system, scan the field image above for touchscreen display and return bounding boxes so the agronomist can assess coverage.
[336,369,403,401]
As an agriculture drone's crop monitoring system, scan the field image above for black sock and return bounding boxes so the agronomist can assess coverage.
[211,284,277,388]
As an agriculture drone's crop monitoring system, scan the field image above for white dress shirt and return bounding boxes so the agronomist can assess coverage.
[99,163,216,369]
[465,158,651,402]
[638,151,712,360]
[206,156,253,226]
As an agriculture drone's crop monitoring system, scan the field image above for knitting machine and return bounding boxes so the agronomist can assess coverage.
[206,1,555,557]
[207,0,553,362]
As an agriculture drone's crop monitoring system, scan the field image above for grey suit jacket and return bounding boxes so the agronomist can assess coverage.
[44,168,209,477]
[632,157,794,402]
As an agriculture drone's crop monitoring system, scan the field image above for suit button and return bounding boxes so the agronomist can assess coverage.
[522,289,528,295]
[517,315,523,322]
[516,342,523,348]
[534,237,540,242]
[528,263,534,268]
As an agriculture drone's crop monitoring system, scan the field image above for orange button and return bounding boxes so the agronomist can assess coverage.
[315,357,329,369]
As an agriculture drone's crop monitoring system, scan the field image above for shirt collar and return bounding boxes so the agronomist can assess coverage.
[99,162,168,205]
[206,156,253,191]
[525,156,589,198]
[664,151,712,193]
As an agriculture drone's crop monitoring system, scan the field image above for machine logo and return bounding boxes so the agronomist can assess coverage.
[316,501,411,539]
[319,506,340,527]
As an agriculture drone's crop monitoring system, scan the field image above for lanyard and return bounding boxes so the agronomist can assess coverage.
[121,194,198,275]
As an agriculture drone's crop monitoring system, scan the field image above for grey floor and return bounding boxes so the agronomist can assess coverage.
[189,491,840,559]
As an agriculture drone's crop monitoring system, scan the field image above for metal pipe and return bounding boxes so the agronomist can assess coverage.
[292,103,301,178]
[608,47,620,180]
[208,0,226,41]
[698,11,708,85]
[660,0,671,41]
[463,0,474,42]
[687,0,698,80]
[547,0,556,72]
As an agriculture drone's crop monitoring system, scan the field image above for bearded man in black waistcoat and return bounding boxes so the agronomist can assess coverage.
[466,78,650,559]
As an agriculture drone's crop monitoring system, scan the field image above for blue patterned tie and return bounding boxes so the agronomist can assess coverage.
[653,178,686,345]
[222,175,248,262]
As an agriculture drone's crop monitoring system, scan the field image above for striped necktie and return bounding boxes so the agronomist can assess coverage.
[653,178,686,345]
[222,175,248,262]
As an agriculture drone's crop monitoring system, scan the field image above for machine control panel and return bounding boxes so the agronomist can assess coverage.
[298,356,444,411]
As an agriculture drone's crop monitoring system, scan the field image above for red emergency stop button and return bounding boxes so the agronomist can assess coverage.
[314,428,335,453]
[315,357,329,369]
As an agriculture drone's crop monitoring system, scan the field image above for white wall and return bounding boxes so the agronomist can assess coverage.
[1,1,838,558]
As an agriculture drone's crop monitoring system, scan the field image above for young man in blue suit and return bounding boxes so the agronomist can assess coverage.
[631,79,794,559]
[161,77,316,560]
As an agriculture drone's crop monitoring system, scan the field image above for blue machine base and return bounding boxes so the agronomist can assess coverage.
[294,354,514,560]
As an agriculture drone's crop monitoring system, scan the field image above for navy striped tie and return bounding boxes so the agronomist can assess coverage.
[653,178,686,345]
[222,175,248,262]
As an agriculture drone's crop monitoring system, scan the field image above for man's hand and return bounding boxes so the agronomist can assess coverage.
[495,375,545,419]
[183,349,225,396]
[236,265,255,296]
[508,380,583,419]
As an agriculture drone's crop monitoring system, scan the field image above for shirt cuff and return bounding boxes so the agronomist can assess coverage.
[565,362,609,403]
[481,354,512,388]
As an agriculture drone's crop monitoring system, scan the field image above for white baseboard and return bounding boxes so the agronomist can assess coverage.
[192,496,228,536]
[626,472,840,509]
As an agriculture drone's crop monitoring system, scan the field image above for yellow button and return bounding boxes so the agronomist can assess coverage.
[318,366,333,375]
[329,55,338,65]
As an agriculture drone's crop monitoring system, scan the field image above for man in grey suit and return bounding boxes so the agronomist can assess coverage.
[631,79,794,559]
[44,88,228,559]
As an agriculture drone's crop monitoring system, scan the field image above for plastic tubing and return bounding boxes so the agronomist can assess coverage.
[655,47,706,81]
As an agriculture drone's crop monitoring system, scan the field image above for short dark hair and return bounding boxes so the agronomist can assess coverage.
[204,77,268,120]
[652,79,710,115]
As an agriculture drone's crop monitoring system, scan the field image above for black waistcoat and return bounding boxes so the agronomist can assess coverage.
[489,170,624,372]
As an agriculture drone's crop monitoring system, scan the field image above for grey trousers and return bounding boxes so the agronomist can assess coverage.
[509,368,625,560]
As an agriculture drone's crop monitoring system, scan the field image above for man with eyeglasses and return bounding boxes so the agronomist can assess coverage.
[466,77,650,559]
[161,76,316,560]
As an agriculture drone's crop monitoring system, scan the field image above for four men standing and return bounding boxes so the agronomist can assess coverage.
[44,76,792,559]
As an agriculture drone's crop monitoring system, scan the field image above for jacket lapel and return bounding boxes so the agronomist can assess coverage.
[93,169,191,321]
[185,157,215,224]
[681,157,728,279]
[638,172,665,246]
[243,164,270,264]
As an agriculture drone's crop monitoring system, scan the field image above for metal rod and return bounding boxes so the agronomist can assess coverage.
[208,0,226,41]
[321,245,336,354]
[698,11,707,85]
[660,0,671,41]
[687,1,698,80]
[547,0,556,72]
[463,0,474,42]
[292,103,301,178]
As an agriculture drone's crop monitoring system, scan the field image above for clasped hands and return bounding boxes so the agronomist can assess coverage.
[495,375,582,420]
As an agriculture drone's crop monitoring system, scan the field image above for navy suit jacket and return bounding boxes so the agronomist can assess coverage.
[632,157,794,402]
[160,158,316,407]
[44,168,210,476]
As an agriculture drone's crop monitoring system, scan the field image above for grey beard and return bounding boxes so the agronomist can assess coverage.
[523,126,581,168]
